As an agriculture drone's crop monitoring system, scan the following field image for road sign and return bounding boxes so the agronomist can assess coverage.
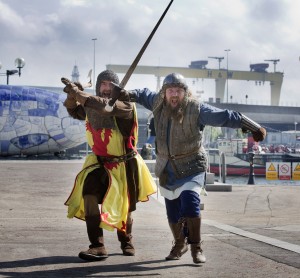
[266,162,278,180]
[278,162,291,180]
[292,162,300,180]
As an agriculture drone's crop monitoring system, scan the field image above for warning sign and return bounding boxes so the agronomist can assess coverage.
[292,162,300,180]
[266,162,278,180]
[278,163,291,180]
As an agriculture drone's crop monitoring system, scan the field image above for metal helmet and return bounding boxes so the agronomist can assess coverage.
[96,70,119,96]
[162,73,187,90]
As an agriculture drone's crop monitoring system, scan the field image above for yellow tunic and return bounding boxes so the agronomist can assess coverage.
[65,106,157,231]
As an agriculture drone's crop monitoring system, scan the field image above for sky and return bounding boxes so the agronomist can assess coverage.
[0,0,300,106]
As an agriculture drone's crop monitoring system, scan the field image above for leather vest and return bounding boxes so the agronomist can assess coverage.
[153,98,207,180]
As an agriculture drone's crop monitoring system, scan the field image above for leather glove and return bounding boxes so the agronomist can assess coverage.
[74,82,84,91]
[61,77,78,96]
[109,84,122,100]
[61,78,89,106]
[118,89,130,101]
[251,127,266,142]
[63,83,79,96]
[109,81,137,102]
[118,90,137,102]
[104,86,130,112]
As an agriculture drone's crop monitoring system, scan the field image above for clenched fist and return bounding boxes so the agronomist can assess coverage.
[252,127,266,142]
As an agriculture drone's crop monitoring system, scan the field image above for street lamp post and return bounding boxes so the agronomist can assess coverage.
[6,70,18,85]
[0,58,25,85]
[295,122,298,151]
[224,49,230,103]
[92,38,97,91]
[247,152,255,185]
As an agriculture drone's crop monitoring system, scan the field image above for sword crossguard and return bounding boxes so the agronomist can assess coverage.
[104,104,114,112]
[104,82,123,112]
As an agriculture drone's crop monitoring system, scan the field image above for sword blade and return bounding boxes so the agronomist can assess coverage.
[105,0,174,111]
[119,0,174,89]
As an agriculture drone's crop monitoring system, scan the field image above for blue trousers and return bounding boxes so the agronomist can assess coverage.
[165,190,200,223]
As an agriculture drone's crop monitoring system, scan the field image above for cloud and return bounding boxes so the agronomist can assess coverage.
[0,1,24,35]
[0,0,300,106]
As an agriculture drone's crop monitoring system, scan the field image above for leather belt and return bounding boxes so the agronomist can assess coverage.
[97,150,137,163]
[159,147,200,161]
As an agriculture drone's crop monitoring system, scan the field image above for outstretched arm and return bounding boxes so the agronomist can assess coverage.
[62,79,134,119]
[63,94,86,121]
[118,87,158,111]
[199,103,266,142]
[240,113,266,142]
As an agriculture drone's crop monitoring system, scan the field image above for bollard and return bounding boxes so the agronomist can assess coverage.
[221,152,226,183]
[247,151,255,185]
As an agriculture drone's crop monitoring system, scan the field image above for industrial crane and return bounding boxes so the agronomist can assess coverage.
[264,59,280,72]
[208,56,224,69]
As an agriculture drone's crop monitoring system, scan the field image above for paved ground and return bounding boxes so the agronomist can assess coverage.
[0,160,299,278]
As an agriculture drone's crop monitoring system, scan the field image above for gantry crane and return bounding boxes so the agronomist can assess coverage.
[107,62,284,105]
[264,59,280,72]
[208,56,224,69]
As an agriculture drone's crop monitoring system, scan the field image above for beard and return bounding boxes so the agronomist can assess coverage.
[165,101,181,118]
[164,97,188,122]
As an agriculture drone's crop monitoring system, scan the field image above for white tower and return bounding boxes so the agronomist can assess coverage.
[71,64,80,82]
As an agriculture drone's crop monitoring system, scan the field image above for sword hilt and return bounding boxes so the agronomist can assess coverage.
[105,82,123,112]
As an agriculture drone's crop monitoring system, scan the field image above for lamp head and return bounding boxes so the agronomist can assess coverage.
[14,58,25,76]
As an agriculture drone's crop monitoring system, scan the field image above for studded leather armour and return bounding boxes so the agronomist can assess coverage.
[153,98,207,181]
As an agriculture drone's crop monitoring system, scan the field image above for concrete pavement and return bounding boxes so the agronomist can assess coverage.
[0,160,299,278]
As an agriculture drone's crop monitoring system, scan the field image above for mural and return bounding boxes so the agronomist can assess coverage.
[0,85,86,156]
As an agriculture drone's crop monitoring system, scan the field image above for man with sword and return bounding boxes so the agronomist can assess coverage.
[62,0,174,261]
[63,70,157,261]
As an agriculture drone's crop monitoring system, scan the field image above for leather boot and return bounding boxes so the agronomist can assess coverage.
[165,221,188,260]
[186,216,206,264]
[117,215,135,256]
[78,215,108,261]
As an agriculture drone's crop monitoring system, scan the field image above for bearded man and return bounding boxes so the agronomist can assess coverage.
[62,70,156,261]
[120,72,266,264]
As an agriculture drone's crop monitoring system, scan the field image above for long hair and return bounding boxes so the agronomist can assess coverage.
[153,85,193,123]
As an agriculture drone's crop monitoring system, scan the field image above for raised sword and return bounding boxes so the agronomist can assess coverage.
[105,0,174,112]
